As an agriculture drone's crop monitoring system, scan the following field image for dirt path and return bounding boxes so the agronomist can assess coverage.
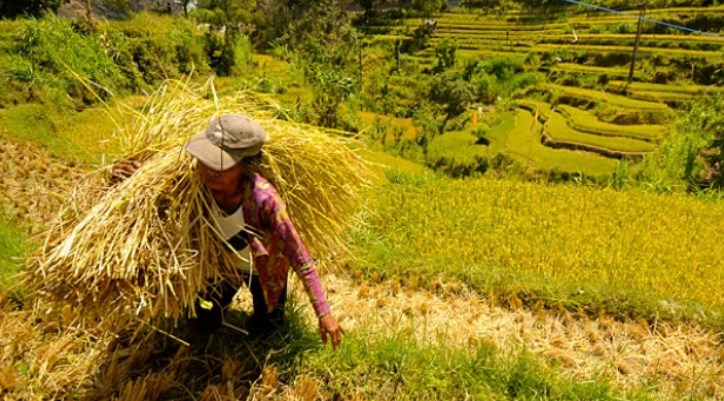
[287,274,723,400]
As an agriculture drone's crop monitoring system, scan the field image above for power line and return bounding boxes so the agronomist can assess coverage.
[560,0,724,39]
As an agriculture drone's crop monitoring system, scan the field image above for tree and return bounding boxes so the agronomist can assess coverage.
[411,0,443,17]
[429,72,475,133]
[357,0,383,19]
[193,0,255,75]
[173,0,193,17]
[0,0,68,18]
[309,67,357,128]
[433,37,456,72]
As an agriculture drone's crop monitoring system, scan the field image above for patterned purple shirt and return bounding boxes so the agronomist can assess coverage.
[240,172,331,318]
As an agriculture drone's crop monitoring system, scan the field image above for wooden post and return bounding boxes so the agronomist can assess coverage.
[628,2,647,85]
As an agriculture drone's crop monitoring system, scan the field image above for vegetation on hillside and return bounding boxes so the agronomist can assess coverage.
[0,2,722,400]
[0,1,721,189]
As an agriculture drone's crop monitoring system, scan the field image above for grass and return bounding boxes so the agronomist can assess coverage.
[404,18,569,32]
[0,105,89,163]
[545,112,656,153]
[359,111,420,141]
[568,6,724,24]
[432,29,562,39]
[496,109,619,176]
[544,84,671,111]
[536,43,722,58]
[3,8,724,401]
[0,216,28,289]
[429,129,489,164]
[351,173,724,330]
[623,89,701,103]
[557,105,667,141]
[608,80,724,95]
[548,33,724,45]
[365,149,431,180]
[539,37,724,52]
[301,331,655,401]
[0,104,120,165]
[552,63,631,78]
[519,100,667,142]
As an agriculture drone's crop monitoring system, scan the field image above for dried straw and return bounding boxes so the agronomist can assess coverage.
[24,78,372,322]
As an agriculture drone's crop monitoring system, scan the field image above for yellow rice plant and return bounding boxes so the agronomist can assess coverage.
[24,78,373,322]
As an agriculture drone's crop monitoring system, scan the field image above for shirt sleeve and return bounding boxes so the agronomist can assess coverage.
[260,191,331,318]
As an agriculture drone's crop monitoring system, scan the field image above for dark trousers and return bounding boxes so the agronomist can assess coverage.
[186,274,287,336]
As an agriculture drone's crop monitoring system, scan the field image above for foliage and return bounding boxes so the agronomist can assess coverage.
[0,14,209,109]
[429,71,475,129]
[356,0,384,18]
[688,93,724,188]
[610,160,630,190]
[411,0,445,17]
[278,0,350,55]
[433,37,456,72]
[192,0,255,76]
[465,56,533,102]
[636,94,724,191]
[309,67,358,128]
[10,15,127,108]
[303,333,651,401]
[472,126,490,144]
[113,13,208,81]
[410,105,439,160]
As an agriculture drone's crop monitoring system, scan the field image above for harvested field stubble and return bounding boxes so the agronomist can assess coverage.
[0,291,115,399]
[0,135,85,230]
[304,274,724,400]
[24,79,372,324]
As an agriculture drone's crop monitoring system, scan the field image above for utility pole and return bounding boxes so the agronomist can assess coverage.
[358,39,363,81]
[628,2,647,85]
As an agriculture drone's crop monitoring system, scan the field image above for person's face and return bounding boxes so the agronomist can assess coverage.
[197,161,245,196]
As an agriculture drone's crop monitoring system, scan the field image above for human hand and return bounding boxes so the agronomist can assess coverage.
[319,313,344,350]
[110,159,141,184]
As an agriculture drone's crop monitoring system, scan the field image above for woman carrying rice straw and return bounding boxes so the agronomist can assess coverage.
[113,114,344,349]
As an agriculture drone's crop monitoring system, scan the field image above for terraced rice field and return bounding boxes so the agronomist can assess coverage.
[379,4,723,176]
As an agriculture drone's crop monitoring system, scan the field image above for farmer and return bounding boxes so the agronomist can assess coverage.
[113,114,344,349]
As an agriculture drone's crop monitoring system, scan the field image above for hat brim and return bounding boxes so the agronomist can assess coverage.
[185,130,241,171]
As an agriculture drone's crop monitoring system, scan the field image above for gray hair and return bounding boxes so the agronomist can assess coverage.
[241,151,263,169]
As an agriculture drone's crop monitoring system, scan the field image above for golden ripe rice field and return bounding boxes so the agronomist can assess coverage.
[352,174,724,327]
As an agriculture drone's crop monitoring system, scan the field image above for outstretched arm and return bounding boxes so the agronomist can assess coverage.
[261,193,344,349]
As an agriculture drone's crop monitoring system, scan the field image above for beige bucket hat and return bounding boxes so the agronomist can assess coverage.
[186,114,268,171]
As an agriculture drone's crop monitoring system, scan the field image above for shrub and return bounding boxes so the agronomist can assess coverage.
[0,14,210,109]
[113,14,208,80]
[13,16,127,108]
[509,71,544,93]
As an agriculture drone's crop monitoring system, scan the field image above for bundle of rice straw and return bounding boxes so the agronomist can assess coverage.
[24,78,372,322]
